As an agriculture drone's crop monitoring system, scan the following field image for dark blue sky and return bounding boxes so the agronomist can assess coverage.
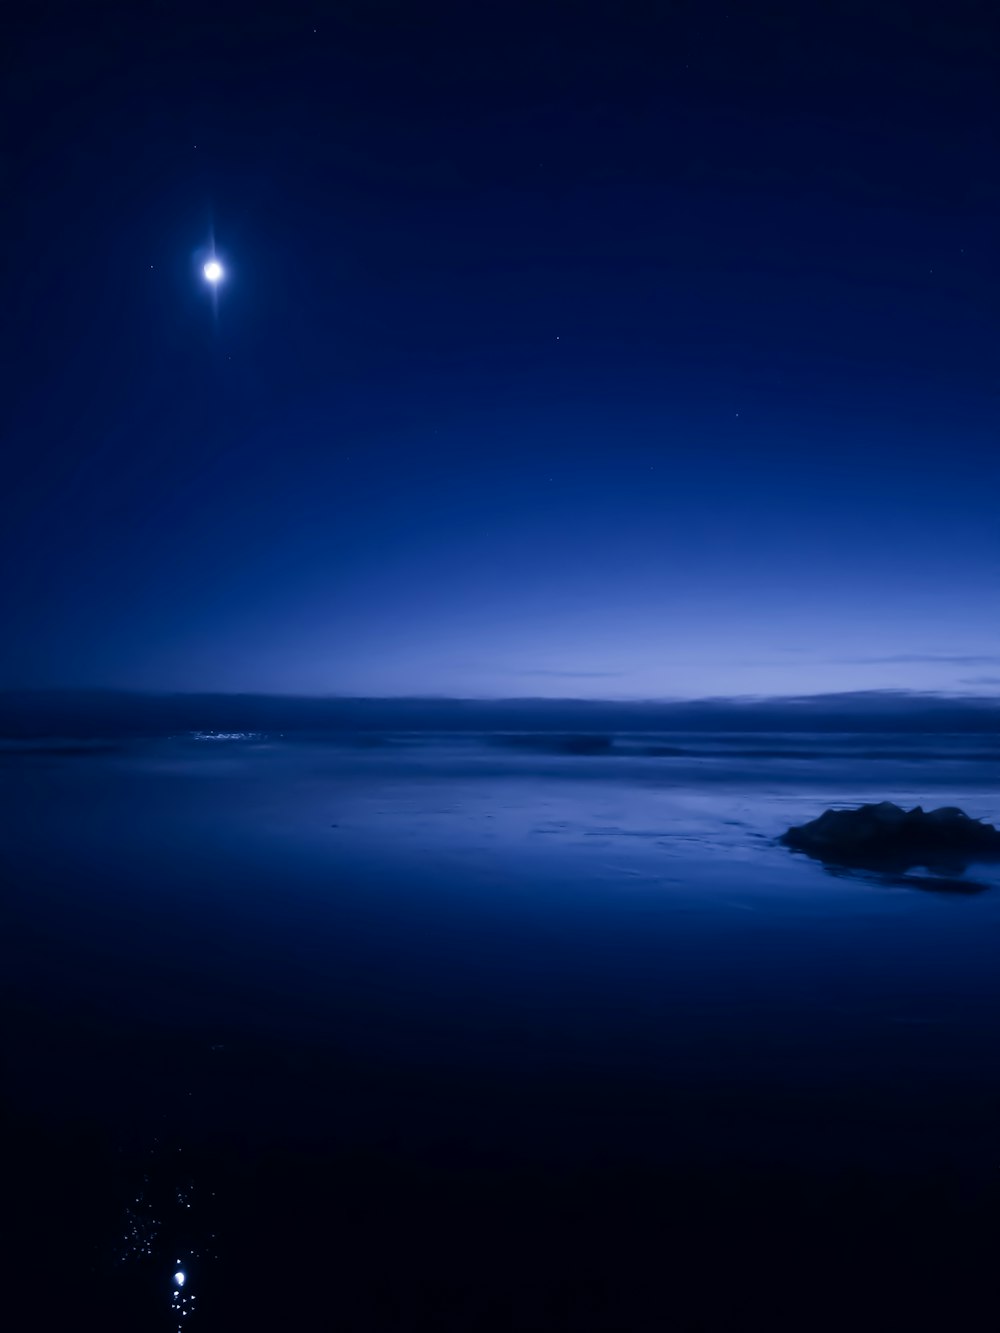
[3,1,997,698]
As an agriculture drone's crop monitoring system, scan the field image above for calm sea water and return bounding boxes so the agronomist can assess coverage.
[5,733,1000,1329]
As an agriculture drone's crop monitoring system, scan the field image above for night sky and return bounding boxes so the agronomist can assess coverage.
[3,2,997,699]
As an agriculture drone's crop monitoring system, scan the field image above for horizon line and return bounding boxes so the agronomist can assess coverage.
[1,686,998,706]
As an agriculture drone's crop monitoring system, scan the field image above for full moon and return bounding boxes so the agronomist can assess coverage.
[203,260,223,283]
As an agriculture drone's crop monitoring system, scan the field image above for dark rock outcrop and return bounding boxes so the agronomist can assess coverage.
[492,733,614,756]
[781,802,1000,872]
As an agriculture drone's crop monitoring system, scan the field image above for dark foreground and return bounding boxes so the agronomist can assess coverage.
[5,733,1000,1328]
[15,1124,996,1329]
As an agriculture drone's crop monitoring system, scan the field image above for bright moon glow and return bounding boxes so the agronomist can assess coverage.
[203,260,223,283]
[174,1271,186,1287]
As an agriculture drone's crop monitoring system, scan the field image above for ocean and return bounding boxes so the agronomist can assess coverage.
[4,730,999,1329]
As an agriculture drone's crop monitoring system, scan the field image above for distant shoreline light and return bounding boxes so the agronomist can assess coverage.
[189,731,264,741]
